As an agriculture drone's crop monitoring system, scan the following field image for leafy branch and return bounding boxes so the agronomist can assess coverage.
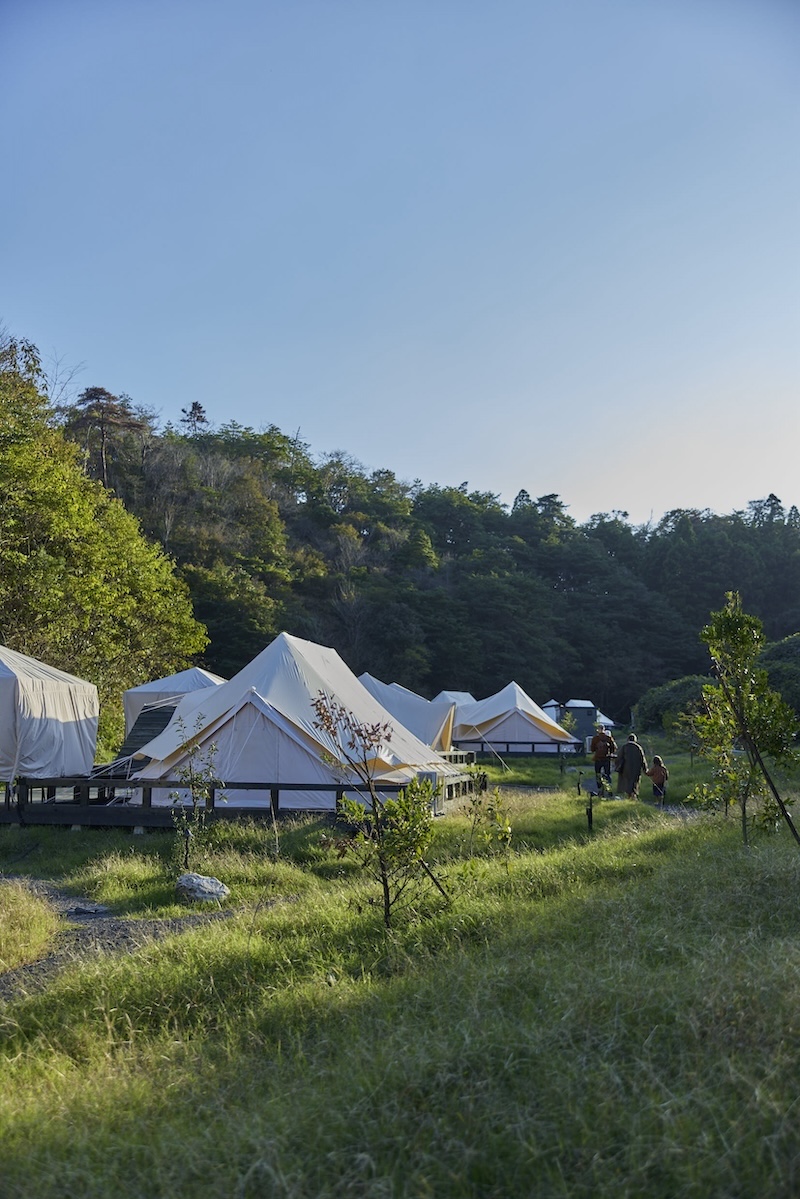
[312,692,448,929]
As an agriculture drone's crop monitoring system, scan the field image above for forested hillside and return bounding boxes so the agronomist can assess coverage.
[52,383,800,725]
[0,340,207,752]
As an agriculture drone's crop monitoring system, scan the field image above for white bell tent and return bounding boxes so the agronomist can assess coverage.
[123,667,227,735]
[359,673,455,752]
[432,689,476,706]
[132,634,463,809]
[0,646,99,782]
[452,682,578,754]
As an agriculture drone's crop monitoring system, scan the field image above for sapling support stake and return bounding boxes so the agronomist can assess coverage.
[712,660,800,848]
[419,856,449,900]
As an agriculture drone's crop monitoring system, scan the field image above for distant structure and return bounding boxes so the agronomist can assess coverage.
[542,699,615,744]
[452,683,578,755]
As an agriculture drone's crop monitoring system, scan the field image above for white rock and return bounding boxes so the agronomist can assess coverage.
[176,872,230,903]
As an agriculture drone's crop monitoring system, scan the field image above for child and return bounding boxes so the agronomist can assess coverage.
[645,755,669,803]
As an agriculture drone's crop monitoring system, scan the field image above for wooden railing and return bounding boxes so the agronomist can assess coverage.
[452,740,577,756]
[1,773,472,828]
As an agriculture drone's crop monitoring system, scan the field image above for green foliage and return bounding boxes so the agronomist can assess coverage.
[9,811,800,1195]
[0,335,207,755]
[180,562,279,677]
[336,778,440,917]
[0,880,59,970]
[22,316,800,724]
[312,693,447,927]
[559,709,577,735]
[690,592,799,843]
[634,674,707,732]
[461,783,515,862]
[168,722,225,873]
[759,633,800,716]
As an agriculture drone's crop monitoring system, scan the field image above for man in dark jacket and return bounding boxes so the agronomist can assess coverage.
[615,733,647,798]
[590,724,617,789]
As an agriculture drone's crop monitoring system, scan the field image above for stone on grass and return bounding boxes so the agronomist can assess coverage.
[176,872,230,903]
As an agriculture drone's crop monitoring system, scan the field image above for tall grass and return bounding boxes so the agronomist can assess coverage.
[2,796,800,1196]
[0,881,59,971]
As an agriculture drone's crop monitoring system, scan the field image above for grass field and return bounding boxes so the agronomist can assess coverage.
[1,748,800,1197]
[480,734,705,805]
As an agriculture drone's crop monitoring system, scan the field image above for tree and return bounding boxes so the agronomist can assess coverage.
[181,563,280,677]
[393,527,439,571]
[312,693,447,929]
[180,401,209,435]
[0,336,208,756]
[169,718,224,872]
[690,593,800,846]
[413,484,506,556]
[62,386,147,489]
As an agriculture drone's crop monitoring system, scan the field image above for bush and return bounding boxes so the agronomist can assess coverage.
[760,634,800,716]
[634,675,707,732]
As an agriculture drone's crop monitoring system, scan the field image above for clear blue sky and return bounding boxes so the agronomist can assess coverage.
[3,0,799,526]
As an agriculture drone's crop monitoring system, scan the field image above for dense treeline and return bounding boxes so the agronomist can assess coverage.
[0,340,207,753]
[52,383,800,725]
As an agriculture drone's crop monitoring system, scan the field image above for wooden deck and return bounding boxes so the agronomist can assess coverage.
[1,773,472,828]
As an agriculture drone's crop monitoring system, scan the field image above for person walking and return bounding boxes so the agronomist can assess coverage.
[590,724,617,792]
[615,733,647,798]
[645,755,669,803]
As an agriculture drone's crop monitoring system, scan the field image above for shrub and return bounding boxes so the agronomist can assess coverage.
[634,675,707,732]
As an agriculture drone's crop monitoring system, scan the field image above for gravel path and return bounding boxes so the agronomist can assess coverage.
[0,877,236,1003]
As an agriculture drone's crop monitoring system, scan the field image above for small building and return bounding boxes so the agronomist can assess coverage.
[543,699,615,744]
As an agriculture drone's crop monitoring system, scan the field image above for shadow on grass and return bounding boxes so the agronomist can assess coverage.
[4,821,800,1198]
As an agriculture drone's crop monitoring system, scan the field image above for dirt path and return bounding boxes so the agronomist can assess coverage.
[0,877,236,1003]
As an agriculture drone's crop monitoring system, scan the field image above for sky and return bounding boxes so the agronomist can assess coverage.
[2,0,799,527]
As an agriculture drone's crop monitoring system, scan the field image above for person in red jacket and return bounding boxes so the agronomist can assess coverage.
[590,724,617,791]
[645,755,669,803]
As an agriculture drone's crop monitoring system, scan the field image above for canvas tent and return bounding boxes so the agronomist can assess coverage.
[358,673,455,752]
[0,646,99,782]
[433,689,476,706]
[132,634,465,809]
[123,667,227,735]
[452,682,577,754]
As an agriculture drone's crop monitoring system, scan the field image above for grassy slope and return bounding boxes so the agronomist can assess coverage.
[1,770,800,1197]
[0,881,59,971]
